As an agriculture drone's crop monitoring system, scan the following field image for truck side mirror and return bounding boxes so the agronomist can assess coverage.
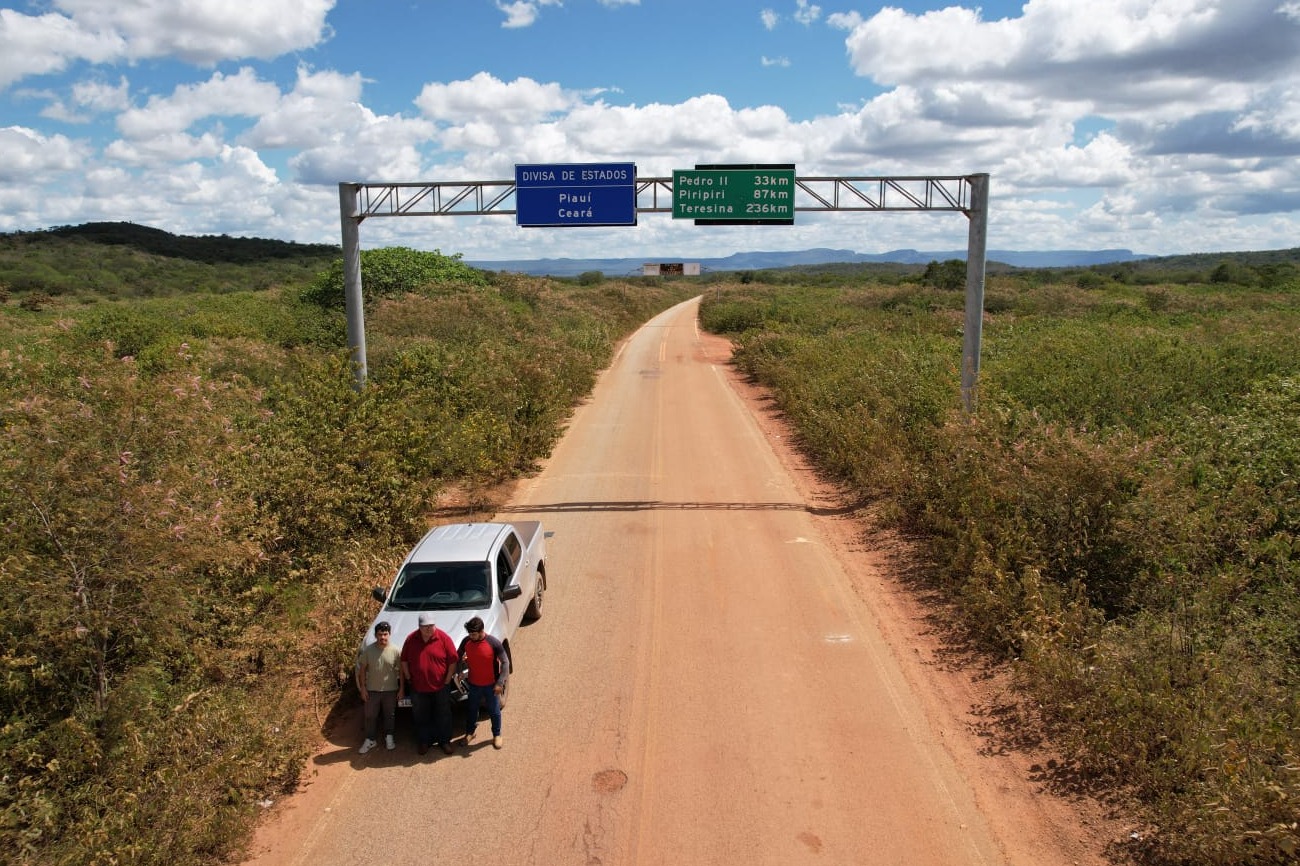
[501,584,523,601]
[371,587,387,604]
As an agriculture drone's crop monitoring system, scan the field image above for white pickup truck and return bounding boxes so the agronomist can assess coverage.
[363,521,549,704]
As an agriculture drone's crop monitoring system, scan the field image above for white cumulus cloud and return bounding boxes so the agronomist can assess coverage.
[5,0,1300,257]
[794,0,821,26]
[243,67,370,150]
[51,0,334,64]
[0,125,88,181]
[73,76,132,113]
[496,0,562,29]
[116,68,281,139]
[0,8,124,89]
[0,1,333,90]
[416,72,577,125]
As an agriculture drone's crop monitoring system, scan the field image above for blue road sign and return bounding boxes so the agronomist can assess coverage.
[515,163,637,227]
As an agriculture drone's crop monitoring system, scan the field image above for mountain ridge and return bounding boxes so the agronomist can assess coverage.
[10,223,1296,281]
[468,247,1153,276]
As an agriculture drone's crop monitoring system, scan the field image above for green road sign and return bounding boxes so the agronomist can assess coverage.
[672,167,796,222]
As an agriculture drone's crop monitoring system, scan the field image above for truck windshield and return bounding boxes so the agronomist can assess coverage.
[387,563,492,609]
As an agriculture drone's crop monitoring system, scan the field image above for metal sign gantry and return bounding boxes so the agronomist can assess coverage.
[346,175,979,217]
[339,173,989,409]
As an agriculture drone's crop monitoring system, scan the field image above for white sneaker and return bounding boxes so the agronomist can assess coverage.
[385,734,395,751]
[359,738,377,755]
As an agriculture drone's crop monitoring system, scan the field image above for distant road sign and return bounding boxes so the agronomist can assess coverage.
[672,165,796,224]
[515,163,636,227]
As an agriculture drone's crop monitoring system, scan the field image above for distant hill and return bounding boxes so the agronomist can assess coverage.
[0,222,340,299]
[5,222,1296,295]
[469,247,1155,276]
[1122,247,1300,271]
[38,221,340,263]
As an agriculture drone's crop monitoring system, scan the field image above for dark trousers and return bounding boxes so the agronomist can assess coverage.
[465,682,502,737]
[412,688,452,748]
[362,689,398,739]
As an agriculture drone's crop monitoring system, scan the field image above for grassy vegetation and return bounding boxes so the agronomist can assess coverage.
[708,247,1300,292]
[0,227,696,865]
[699,272,1300,865]
[0,223,339,303]
[5,223,1297,864]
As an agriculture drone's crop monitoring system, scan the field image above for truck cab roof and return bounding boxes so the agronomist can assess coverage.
[407,522,512,564]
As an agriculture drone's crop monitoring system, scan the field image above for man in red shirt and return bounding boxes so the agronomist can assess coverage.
[400,612,458,755]
[457,616,510,750]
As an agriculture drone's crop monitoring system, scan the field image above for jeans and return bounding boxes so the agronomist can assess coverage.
[465,682,502,737]
[412,688,452,748]
[362,689,398,740]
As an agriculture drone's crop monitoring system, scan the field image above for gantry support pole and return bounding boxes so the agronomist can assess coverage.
[339,182,367,389]
[961,173,989,413]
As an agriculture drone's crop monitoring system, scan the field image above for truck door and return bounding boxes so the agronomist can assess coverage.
[495,531,528,626]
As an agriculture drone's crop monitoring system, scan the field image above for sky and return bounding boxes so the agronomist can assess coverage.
[2,0,1299,261]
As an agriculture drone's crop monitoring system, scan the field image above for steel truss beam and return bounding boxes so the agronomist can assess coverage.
[350,175,978,219]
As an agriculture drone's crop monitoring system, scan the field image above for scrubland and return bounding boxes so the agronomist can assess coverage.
[0,239,696,865]
[700,269,1299,865]
[2,229,1295,865]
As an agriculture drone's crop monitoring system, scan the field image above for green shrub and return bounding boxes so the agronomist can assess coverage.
[1076,270,1108,289]
[0,341,307,865]
[72,304,179,357]
[921,258,966,290]
[18,292,53,312]
[1211,260,1257,286]
[698,289,768,334]
[300,247,489,308]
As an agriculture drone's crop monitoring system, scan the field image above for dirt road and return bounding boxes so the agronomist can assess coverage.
[243,298,1118,866]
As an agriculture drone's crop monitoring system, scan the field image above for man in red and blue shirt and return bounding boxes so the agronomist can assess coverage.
[457,615,510,749]
[400,612,458,755]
